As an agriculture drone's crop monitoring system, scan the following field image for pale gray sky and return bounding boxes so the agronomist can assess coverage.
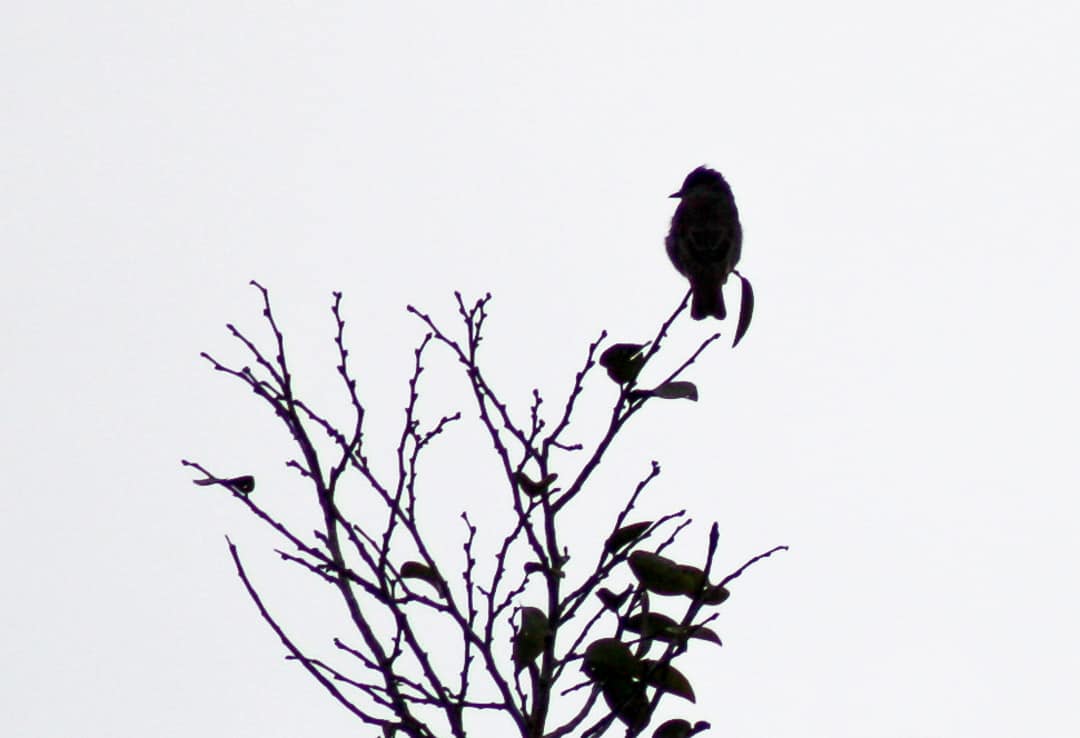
[3,3,1078,737]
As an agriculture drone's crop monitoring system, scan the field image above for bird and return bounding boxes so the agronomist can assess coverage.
[665,166,742,320]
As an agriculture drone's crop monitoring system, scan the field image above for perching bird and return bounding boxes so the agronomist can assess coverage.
[665,166,742,320]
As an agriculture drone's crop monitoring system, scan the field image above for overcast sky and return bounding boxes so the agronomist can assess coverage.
[4,2,1079,737]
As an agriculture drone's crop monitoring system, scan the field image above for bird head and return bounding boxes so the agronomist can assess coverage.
[670,166,729,198]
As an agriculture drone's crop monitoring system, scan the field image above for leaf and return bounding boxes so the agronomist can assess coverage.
[623,613,722,646]
[676,564,710,594]
[525,561,564,578]
[597,587,631,612]
[623,612,680,640]
[650,381,699,401]
[628,552,701,597]
[514,471,558,497]
[733,272,754,348]
[605,521,653,553]
[512,607,550,673]
[601,677,651,731]
[653,719,693,738]
[599,343,648,384]
[400,561,444,595]
[583,638,642,683]
[193,475,255,494]
[701,584,730,606]
[632,381,700,401]
[229,476,256,494]
[641,660,696,702]
[686,623,722,645]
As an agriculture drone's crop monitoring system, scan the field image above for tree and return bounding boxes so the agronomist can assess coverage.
[183,281,785,738]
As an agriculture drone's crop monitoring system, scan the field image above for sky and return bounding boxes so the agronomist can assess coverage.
[3,2,1079,737]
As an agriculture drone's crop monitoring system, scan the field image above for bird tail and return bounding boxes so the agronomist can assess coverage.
[690,281,727,320]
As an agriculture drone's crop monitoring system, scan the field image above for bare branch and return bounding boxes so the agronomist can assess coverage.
[189,285,783,738]
[719,545,790,589]
[226,538,400,732]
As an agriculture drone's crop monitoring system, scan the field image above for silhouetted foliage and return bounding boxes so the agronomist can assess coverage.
[183,282,784,738]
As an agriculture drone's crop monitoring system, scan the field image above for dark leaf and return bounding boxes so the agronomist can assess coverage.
[399,561,435,580]
[583,638,642,683]
[629,552,701,597]
[624,612,681,640]
[230,476,256,494]
[624,613,722,646]
[653,719,693,738]
[597,587,631,612]
[193,475,255,494]
[525,561,564,578]
[400,561,444,595]
[599,343,648,384]
[605,521,653,553]
[512,607,550,673]
[514,471,558,497]
[650,381,699,401]
[701,584,730,606]
[602,677,651,731]
[733,272,754,348]
[675,564,709,594]
[642,660,695,702]
[687,624,722,645]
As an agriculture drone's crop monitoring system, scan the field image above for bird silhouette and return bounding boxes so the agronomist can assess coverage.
[665,166,742,320]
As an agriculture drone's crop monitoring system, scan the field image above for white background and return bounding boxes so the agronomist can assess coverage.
[3,2,1078,737]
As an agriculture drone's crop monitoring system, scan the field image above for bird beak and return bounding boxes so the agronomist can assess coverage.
[669,190,682,198]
